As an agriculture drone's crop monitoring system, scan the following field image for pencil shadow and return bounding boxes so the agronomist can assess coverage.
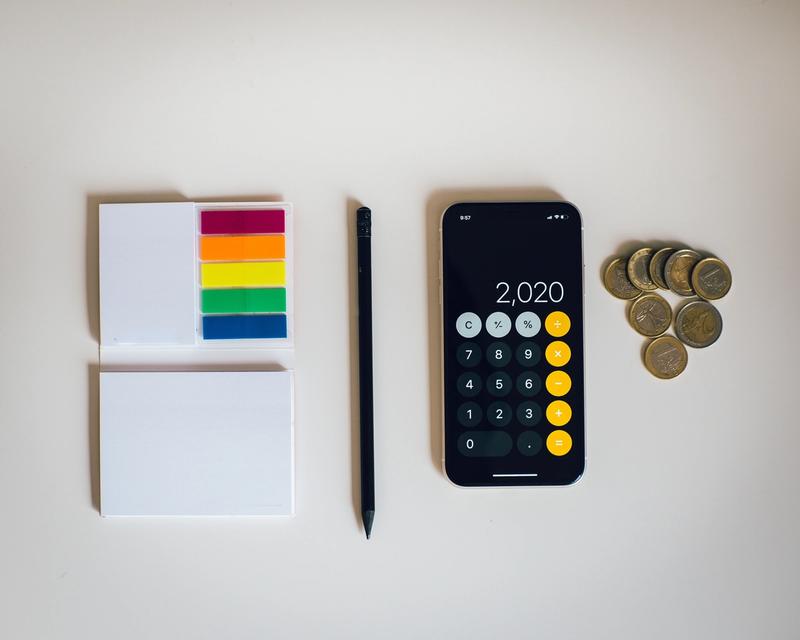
[424,187,563,473]
[346,196,363,529]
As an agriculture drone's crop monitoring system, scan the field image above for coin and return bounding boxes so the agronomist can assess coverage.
[664,249,702,296]
[603,257,642,300]
[691,257,732,300]
[628,293,672,337]
[627,248,658,291]
[644,335,688,379]
[674,300,723,348]
[648,247,674,290]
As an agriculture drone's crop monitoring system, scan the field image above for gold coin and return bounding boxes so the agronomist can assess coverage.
[627,248,658,291]
[664,249,702,296]
[691,257,732,300]
[644,335,688,379]
[648,247,674,290]
[628,293,672,337]
[603,257,642,300]
[674,300,723,348]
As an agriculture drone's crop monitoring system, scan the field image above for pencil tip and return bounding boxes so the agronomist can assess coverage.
[363,510,374,540]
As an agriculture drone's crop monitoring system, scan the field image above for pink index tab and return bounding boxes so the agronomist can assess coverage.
[200,209,285,235]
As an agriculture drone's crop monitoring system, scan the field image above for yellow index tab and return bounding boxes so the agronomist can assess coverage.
[201,261,285,288]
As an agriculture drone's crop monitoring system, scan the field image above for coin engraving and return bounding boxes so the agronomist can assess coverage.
[691,257,732,300]
[644,336,688,379]
[648,247,674,290]
[664,249,702,296]
[627,248,658,291]
[604,257,642,300]
[629,293,672,337]
[675,300,722,348]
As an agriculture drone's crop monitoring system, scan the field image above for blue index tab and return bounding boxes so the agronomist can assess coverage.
[202,314,288,340]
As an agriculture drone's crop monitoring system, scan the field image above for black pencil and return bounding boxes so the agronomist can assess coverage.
[356,206,375,539]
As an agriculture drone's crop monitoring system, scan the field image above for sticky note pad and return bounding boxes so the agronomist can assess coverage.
[100,371,294,516]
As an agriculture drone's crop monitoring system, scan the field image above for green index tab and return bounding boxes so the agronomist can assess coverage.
[201,288,287,314]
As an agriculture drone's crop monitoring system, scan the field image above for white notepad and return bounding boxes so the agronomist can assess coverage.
[98,201,295,516]
[100,371,294,516]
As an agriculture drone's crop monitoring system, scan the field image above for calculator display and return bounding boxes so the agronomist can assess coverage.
[441,202,584,486]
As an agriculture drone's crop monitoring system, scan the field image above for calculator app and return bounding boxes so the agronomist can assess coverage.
[441,202,584,486]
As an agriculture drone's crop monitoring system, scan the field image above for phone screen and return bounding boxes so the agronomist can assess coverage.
[441,202,584,486]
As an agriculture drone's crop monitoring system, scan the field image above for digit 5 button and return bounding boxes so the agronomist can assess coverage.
[545,341,571,367]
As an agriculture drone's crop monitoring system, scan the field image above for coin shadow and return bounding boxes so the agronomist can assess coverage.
[425,186,563,472]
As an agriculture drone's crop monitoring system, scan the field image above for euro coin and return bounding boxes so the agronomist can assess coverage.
[627,248,658,291]
[664,249,702,296]
[691,257,732,300]
[644,335,688,379]
[674,300,722,348]
[648,247,674,290]
[603,257,642,300]
[628,293,672,337]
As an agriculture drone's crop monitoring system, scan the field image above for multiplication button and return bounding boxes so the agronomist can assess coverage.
[545,341,571,367]
[456,312,481,338]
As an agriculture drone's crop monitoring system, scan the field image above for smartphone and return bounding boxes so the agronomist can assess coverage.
[440,202,584,486]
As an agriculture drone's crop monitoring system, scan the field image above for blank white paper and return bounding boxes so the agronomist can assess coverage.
[99,202,197,346]
[100,371,294,516]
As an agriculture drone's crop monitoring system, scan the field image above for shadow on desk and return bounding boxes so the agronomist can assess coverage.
[424,186,563,474]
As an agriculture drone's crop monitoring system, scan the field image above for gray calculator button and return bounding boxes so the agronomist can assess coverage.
[515,311,541,337]
[456,342,481,367]
[516,342,541,366]
[487,401,512,427]
[517,431,543,456]
[486,311,512,338]
[487,372,512,397]
[457,372,481,397]
[456,312,481,338]
[517,371,542,397]
[457,402,482,427]
[517,401,542,426]
[457,431,513,457]
[486,342,511,367]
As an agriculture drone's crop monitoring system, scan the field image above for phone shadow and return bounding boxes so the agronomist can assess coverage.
[424,187,563,474]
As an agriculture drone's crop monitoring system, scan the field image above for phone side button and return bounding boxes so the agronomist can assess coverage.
[457,431,513,457]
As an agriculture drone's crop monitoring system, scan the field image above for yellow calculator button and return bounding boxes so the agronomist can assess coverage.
[545,311,571,337]
[545,341,571,367]
[546,430,572,456]
[545,370,572,397]
[546,400,572,426]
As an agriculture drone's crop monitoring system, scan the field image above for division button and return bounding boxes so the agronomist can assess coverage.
[515,311,541,337]
[516,341,542,367]
[487,372,512,397]
[457,372,482,397]
[517,431,543,456]
[456,312,481,338]
[456,342,481,367]
[486,311,512,338]
[545,311,571,337]
[545,340,571,367]
[546,429,573,456]
[486,342,511,367]
[545,370,572,397]
[457,431,513,457]
[516,401,542,426]
[516,371,542,397]
[487,401,512,427]
[546,400,572,426]
[457,402,482,427]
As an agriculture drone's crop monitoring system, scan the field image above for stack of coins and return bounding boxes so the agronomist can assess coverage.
[603,247,732,379]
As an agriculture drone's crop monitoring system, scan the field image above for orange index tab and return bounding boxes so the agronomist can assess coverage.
[200,235,285,261]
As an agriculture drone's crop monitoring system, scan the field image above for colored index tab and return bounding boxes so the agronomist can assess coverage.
[200,235,285,261]
[201,262,285,288]
[200,209,285,235]
[201,288,286,314]
[203,314,288,340]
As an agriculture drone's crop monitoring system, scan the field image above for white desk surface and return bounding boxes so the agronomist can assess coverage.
[1,1,798,638]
